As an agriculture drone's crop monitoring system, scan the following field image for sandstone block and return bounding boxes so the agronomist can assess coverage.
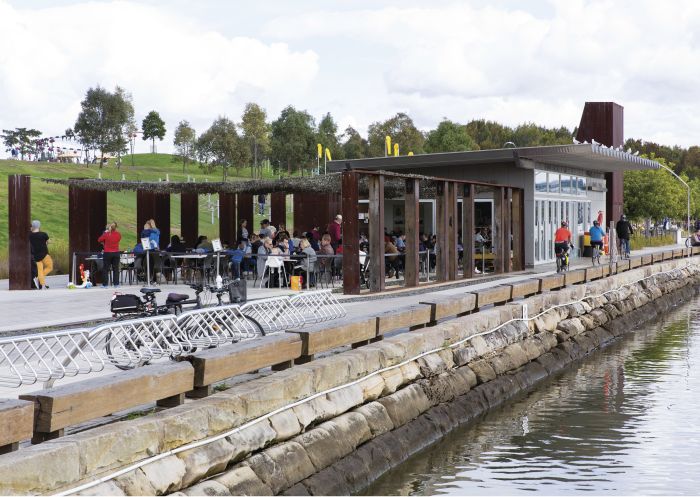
[181,480,230,496]
[400,361,422,383]
[298,465,351,496]
[468,359,497,383]
[353,402,394,437]
[418,373,457,405]
[534,331,558,351]
[226,420,277,463]
[213,466,273,496]
[76,481,126,496]
[269,410,302,443]
[521,337,544,361]
[512,361,548,389]
[177,438,235,488]
[468,335,490,356]
[358,374,385,402]
[140,455,187,495]
[503,343,529,369]
[377,384,432,428]
[282,483,311,496]
[293,426,348,471]
[245,441,316,494]
[295,358,349,393]
[113,469,157,496]
[379,367,404,395]
[453,345,478,366]
[324,384,364,417]
[557,318,586,336]
[417,352,449,377]
[488,351,515,375]
[0,441,80,495]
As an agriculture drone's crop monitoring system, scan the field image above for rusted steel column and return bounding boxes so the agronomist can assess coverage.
[435,181,449,282]
[493,187,505,274]
[342,171,360,294]
[271,193,286,228]
[404,178,420,287]
[504,187,513,273]
[219,192,236,245]
[512,188,524,271]
[137,191,170,250]
[447,182,458,280]
[8,175,31,290]
[69,185,106,284]
[462,183,475,279]
[237,193,254,236]
[180,192,198,249]
[294,193,339,235]
[368,174,385,292]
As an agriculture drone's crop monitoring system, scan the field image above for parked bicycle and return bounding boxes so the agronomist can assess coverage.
[591,243,601,266]
[106,283,262,370]
[556,243,572,273]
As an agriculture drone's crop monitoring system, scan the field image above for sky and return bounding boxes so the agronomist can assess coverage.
[1,0,700,155]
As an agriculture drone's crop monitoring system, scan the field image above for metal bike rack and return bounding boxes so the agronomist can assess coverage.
[0,290,347,388]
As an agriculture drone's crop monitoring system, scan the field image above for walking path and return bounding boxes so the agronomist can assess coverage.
[0,243,683,335]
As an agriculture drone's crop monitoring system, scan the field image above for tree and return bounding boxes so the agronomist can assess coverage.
[73,86,133,168]
[424,119,477,153]
[142,110,166,153]
[367,113,425,157]
[316,112,342,161]
[341,126,369,159]
[2,127,42,160]
[624,157,686,222]
[240,103,270,179]
[464,119,511,150]
[270,106,316,175]
[195,116,250,181]
[173,120,196,173]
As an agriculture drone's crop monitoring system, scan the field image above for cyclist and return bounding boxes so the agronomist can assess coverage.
[589,220,605,261]
[554,221,572,266]
[615,214,634,259]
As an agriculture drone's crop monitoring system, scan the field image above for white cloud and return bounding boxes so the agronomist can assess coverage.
[0,0,318,153]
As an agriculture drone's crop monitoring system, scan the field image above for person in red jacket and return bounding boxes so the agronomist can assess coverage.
[98,222,122,287]
[327,214,342,250]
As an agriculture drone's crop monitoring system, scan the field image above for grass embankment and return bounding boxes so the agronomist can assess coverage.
[0,154,293,278]
[630,233,678,250]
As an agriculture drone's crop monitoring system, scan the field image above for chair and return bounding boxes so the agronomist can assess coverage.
[119,254,135,285]
[260,256,287,288]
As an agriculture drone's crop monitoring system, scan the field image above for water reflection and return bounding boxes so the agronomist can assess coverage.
[364,297,700,495]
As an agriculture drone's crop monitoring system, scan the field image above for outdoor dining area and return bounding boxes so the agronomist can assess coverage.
[7,170,524,294]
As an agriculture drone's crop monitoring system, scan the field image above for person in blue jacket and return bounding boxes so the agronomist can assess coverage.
[590,220,605,256]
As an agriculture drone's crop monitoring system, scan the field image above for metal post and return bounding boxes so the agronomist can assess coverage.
[72,252,77,285]
[145,249,151,285]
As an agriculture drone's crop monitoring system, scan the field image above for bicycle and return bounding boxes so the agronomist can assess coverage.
[591,242,602,266]
[555,243,572,273]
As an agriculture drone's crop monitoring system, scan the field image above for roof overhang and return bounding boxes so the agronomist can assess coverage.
[328,144,660,175]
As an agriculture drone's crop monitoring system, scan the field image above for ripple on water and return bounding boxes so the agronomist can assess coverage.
[363,295,700,496]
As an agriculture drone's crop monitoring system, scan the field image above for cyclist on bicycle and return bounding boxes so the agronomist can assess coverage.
[554,221,572,258]
[589,220,605,254]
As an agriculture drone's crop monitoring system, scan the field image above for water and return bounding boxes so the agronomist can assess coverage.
[365,295,700,495]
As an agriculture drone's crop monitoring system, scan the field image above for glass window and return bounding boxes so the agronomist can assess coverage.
[535,171,548,193]
[549,174,560,194]
[535,201,539,226]
[578,177,586,196]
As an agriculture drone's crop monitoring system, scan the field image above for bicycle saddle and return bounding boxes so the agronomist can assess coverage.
[140,287,161,294]
[166,293,189,303]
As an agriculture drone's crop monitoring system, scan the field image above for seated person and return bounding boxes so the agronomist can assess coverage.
[225,241,246,280]
[318,234,335,272]
[385,239,401,278]
[691,230,700,247]
[195,235,213,252]
[166,235,186,253]
[293,238,317,286]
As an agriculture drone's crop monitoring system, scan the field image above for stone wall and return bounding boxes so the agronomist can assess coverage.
[1,259,698,496]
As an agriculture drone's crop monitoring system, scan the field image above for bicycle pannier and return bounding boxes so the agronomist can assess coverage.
[110,293,142,313]
[228,280,247,304]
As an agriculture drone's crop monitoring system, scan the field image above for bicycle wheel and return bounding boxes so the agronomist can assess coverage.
[242,314,265,336]
[556,255,562,273]
[104,331,152,370]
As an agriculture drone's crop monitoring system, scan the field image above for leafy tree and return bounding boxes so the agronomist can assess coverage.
[63,128,75,141]
[624,157,687,222]
[1,127,42,160]
[240,103,270,179]
[464,120,511,150]
[73,86,133,168]
[270,106,316,175]
[341,126,369,159]
[367,113,424,157]
[195,116,250,181]
[425,119,478,153]
[173,120,196,172]
[316,112,342,160]
[141,110,166,153]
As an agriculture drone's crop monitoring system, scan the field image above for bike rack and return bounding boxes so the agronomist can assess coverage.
[0,290,347,387]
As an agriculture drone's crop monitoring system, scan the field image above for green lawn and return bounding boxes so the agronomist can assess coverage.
[0,153,293,277]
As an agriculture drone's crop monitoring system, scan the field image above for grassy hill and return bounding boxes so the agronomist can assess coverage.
[0,154,291,278]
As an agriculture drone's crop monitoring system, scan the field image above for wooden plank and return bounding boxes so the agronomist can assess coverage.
[342,171,360,294]
[0,399,33,451]
[539,274,565,292]
[404,179,420,288]
[20,362,194,433]
[462,184,475,279]
[512,188,524,271]
[419,294,477,322]
[662,250,672,261]
[617,259,631,271]
[368,174,385,292]
[565,269,586,285]
[585,266,604,281]
[508,279,540,299]
[652,252,663,263]
[629,257,642,268]
[493,187,504,274]
[375,304,433,335]
[473,286,512,308]
[641,254,653,265]
[673,248,685,259]
[189,334,302,387]
[504,187,513,273]
[288,317,377,356]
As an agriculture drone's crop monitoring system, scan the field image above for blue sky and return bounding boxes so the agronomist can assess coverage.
[2,0,699,154]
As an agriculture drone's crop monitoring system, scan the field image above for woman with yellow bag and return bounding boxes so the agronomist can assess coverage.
[30,220,53,289]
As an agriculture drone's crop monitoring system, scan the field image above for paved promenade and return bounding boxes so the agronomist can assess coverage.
[0,243,683,335]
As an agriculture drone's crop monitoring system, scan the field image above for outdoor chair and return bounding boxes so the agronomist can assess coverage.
[119,254,135,285]
[260,256,287,288]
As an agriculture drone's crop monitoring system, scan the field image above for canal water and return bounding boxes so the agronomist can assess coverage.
[365,294,700,495]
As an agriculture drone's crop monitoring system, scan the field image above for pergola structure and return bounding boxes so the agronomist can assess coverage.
[7,171,524,293]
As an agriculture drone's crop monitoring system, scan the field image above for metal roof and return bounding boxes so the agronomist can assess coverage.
[328,144,660,174]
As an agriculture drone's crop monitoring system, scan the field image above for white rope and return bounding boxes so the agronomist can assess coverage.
[54,258,697,496]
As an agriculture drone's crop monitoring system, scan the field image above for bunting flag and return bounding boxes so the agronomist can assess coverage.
[408,151,414,156]
[393,143,399,156]
[385,135,392,156]
[325,148,332,161]
[317,143,323,158]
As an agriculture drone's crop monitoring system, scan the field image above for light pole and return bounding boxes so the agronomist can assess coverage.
[656,162,691,237]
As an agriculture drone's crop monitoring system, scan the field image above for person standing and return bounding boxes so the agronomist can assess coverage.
[29,220,52,289]
[237,219,249,244]
[258,194,266,216]
[98,222,122,287]
[327,214,342,250]
[615,214,634,259]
